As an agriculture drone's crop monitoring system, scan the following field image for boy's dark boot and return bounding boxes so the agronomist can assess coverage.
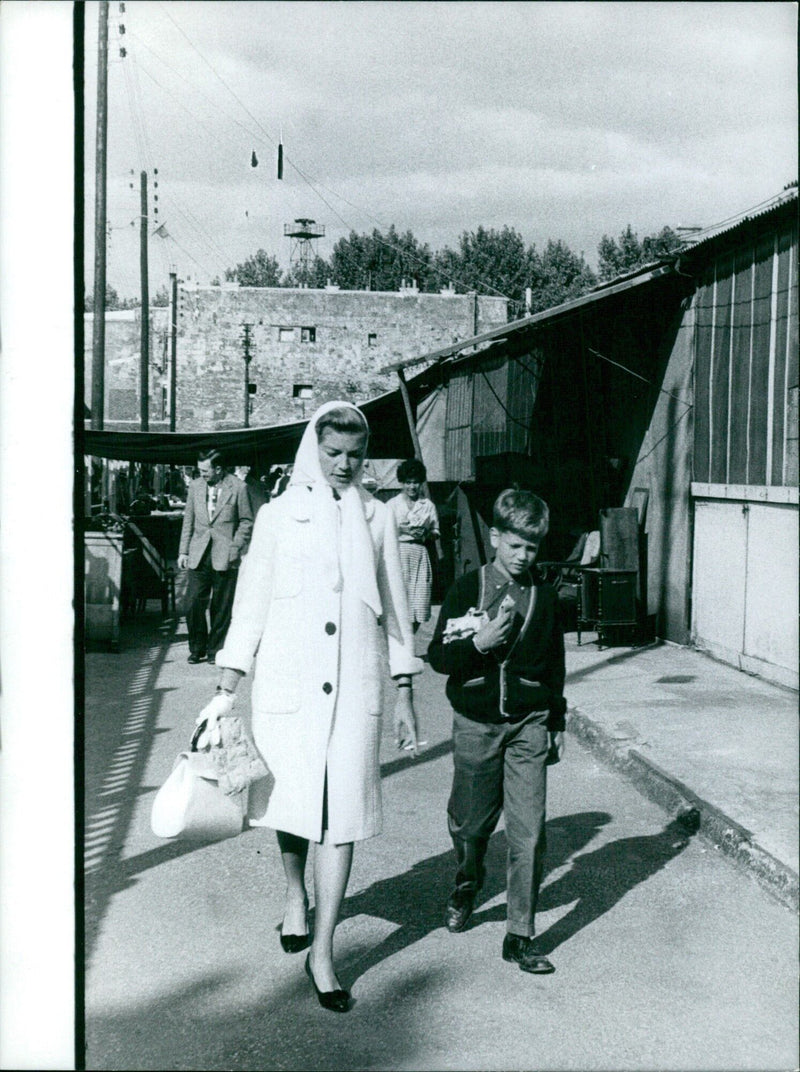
[445,887,474,932]
[445,835,487,932]
[502,934,555,974]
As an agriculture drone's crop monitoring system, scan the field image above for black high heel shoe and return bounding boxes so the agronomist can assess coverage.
[279,901,310,953]
[305,955,350,1013]
[279,928,310,954]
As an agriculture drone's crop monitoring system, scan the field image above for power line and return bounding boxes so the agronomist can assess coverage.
[151,1,519,304]
[586,347,692,409]
[120,54,243,277]
[157,2,277,147]
[128,28,264,154]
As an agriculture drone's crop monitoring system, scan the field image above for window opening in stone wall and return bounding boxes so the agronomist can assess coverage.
[367,333,377,346]
[293,384,314,400]
[279,327,295,342]
[300,326,316,343]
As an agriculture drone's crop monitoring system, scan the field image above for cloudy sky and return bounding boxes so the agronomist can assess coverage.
[83,0,798,298]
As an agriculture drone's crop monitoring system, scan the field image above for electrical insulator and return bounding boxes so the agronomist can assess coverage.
[119,2,125,11]
[154,168,158,175]
[120,47,127,57]
[119,24,125,34]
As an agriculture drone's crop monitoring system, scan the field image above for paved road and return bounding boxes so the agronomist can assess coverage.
[84,617,798,1071]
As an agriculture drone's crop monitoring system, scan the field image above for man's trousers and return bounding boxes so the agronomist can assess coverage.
[447,709,549,937]
[184,547,238,659]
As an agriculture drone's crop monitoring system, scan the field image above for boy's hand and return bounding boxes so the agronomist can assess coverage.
[547,731,565,764]
[473,601,515,651]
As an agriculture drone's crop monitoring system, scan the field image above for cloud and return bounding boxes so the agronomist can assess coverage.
[83,1,797,291]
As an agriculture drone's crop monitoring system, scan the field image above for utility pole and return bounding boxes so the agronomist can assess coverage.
[242,323,253,428]
[140,170,149,430]
[90,0,109,430]
[168,271,178,431]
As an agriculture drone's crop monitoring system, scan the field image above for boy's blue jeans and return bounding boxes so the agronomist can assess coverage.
[447,709,549,937]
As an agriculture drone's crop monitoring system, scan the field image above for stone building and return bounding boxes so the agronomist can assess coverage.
[84,283,507,432]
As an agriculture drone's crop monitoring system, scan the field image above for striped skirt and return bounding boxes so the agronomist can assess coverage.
[398,541,433,623]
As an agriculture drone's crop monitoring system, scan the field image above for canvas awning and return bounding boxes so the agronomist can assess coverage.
[82,383,426,466]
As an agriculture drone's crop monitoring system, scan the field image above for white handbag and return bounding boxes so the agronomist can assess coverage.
[151,724,247,842]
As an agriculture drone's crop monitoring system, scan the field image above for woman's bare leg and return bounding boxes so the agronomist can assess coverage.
[276,830,309,934]
[308,833,354,991]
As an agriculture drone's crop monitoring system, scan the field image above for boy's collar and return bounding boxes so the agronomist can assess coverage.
[487,560,534,588]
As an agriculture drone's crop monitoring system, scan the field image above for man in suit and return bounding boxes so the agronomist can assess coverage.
[178,450,254,664]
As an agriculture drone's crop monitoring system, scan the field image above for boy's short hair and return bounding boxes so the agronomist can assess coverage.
[492,489,549,540]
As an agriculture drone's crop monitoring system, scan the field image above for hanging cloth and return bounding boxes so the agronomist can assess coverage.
[288,401,381,617]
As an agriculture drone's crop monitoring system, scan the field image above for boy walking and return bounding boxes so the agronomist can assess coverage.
[427,490,566,974]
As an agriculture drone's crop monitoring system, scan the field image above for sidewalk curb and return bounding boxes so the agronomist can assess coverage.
[566,706,799,912]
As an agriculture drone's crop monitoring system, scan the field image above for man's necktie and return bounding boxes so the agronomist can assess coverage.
[209,486,217,519]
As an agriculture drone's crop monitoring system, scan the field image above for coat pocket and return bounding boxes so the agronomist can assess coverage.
[513,676,550,710]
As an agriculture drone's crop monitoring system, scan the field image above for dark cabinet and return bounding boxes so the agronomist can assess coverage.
[578,568,638,646]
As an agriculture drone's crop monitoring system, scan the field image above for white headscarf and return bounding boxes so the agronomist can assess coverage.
[288,400,382,617]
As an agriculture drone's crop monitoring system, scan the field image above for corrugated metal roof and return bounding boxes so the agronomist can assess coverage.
[582,189,798,292]
[672,187,798,255]
[382,186,797,377]
[381,262,675,374]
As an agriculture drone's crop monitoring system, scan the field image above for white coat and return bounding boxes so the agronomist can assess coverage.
[217,485,423,844]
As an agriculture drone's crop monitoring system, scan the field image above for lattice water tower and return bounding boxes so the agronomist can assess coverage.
[284,217,325,279]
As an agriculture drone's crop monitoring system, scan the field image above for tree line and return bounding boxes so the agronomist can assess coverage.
[223,222,682,317]
[89,223,682,317]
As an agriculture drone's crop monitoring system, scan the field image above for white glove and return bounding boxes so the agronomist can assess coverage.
[194,691,235,749]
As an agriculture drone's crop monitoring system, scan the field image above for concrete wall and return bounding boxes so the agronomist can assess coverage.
[85,286,506,432]
[84,308,171,430]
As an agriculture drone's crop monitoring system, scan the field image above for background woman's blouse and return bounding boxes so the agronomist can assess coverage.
[388,494,440,543]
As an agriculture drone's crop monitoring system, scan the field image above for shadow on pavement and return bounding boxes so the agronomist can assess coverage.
[86,961,451,1071]
[532,812,699,954]
[564,639,665,685]
[379,736,453,779]
[84,613,196,964]
[336,810,613,988]
[468,812,698,953]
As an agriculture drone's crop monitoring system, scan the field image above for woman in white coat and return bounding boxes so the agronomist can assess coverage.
[197,401,422,1013]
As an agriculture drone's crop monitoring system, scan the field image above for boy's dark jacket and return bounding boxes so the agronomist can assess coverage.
[427,566,566,731]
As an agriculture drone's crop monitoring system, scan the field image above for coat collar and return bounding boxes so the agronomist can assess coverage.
[202,474,232,522]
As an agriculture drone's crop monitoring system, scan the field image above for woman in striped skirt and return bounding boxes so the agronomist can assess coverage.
[388,458,440,632]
